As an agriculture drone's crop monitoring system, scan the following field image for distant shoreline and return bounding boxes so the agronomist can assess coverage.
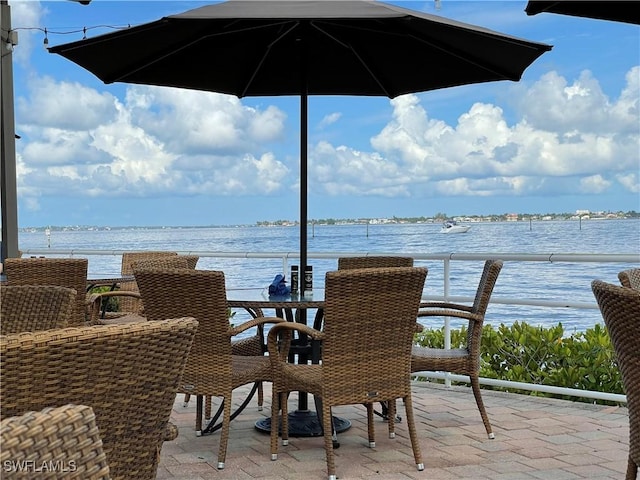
[18,212,638,232]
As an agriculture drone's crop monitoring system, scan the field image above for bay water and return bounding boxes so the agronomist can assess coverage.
[18,218,639,333]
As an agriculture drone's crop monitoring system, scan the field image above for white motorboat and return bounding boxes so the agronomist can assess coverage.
[439,221,471,234]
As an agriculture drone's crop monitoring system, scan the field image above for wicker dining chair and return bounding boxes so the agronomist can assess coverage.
[3,257,97,326]
[179,254,200,269]
[130,255,260,419]
[0,404,112,480]
[133,267,285,470]
[91,252,195,325]
[338,255,416,419]
[411,259,503,439]
[0,285,76,334]
[268,266,428,480]
[592,280,640,480]
[131,255,266,420]
[619,268,640,291]
[338,255,414,270]
[91,251,178,323]
[0,317,198,480]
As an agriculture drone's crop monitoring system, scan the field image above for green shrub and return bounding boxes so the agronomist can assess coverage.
[413,321,623,405]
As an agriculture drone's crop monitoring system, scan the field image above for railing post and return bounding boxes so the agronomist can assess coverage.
[443,257,452,387]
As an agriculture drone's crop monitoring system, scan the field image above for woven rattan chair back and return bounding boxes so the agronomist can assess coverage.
[132,255,259,418]
[337,256,414,270]
[95,255,192,326]
[133,267,279,470]
[0,318,198,480]
[268,266,428,480]
[592,280,640,480]
[0,404,111,480]
[132,256,190,272]
[0,285,76,334]
[619,268,640,291]
[118,251,178,313]
[322,267,426,399]
[180,255,200,269]
[411,259,503,439]
[3,258,89,327]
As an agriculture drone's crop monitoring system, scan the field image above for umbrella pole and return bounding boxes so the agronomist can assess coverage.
[298,91,309,413]
[300,92,307,285]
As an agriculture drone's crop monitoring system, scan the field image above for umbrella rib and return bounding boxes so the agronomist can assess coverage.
[109,19,301,86]
[310,21,392,97]
[405,31,532,81]
[239,21,300,98]
[317,20,542,83]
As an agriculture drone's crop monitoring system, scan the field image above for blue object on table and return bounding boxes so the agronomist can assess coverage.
[268,274,291,296]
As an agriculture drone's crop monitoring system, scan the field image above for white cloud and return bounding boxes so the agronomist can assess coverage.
[9,0,45,66]
[17,76,117,130]
[311,67,639,200]
[318,112,342,129]
[579,175,611,194]
[13,61,640,206]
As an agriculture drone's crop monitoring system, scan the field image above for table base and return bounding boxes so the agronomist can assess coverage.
[255,409,351,437]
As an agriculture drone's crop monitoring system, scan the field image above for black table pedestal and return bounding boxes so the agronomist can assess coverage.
[255,409,351,437]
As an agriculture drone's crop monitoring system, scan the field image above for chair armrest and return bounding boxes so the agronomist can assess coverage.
[267,322,324,361]
[87,291,143,324]
[229,316,286,338]
[85,293,103,324]
[418,308,482,322]
[419,301,474,313]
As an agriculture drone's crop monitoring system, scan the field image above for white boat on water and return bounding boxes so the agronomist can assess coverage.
[439,221,471,234]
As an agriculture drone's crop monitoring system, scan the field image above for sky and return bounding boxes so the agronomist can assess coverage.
[5,0,640,227]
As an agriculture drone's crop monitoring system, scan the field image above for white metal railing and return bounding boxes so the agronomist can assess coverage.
[17,248,639,404]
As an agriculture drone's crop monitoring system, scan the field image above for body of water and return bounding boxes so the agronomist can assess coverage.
[18,218,639,333]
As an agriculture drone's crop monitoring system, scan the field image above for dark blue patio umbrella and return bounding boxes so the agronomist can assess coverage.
[49,0,551,282]
[525,1,640,25]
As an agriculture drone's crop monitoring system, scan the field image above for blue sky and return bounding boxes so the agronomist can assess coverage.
[6,0,640,227]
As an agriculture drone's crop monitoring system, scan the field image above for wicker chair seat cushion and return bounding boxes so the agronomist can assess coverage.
[411,346,473,365]
[179,355,272,397]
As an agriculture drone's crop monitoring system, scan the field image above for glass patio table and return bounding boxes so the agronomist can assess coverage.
[226,287,351,438]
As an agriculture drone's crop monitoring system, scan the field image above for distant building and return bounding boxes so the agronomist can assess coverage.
[506,213,519,222]
[576,209,590,215]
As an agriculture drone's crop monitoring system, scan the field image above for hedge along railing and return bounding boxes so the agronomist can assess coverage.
[414,321,625,405]
[18,249,639,404]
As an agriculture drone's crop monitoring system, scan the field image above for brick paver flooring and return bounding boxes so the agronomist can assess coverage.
[157,381,628,479]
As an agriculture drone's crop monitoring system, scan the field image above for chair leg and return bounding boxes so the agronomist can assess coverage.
[257,381,264,411]
[366,403,375,447]
[321,402,337,480]
[627,455,638,480]
[281,392,289,446]
[195,395,203,435]
[183,393,190,407]
[216,393,233,469]
[270,391,282,460]
[205,396,212,419]
[387,400,396,439]
[470,373,494,439]
[403,394,425,472]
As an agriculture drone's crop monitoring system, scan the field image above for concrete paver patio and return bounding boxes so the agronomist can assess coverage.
[157,381,629,479]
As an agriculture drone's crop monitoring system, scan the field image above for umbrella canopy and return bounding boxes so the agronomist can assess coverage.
[49,0,552,275]
[525,1,640,25]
